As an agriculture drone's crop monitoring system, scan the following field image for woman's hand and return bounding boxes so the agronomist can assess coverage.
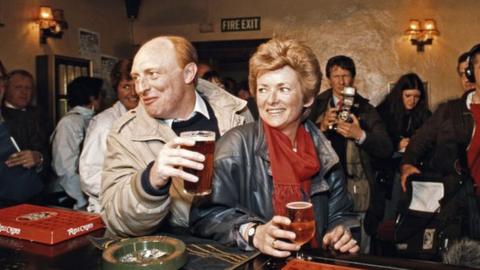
[253,216,300,257]
[398,137,410,151]
[322,225,359,254]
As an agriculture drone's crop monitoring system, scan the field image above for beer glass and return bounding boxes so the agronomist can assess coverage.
[285,201,316,258]
[179,131,215,196]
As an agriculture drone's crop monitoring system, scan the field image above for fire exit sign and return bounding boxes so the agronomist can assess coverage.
[221,17,261,32]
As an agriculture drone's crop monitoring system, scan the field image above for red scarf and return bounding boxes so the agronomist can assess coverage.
[468,104,480,195]
[263,122,321,216]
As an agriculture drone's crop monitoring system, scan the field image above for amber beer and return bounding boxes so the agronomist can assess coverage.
[285,201,316,245]
[180,131,215,196]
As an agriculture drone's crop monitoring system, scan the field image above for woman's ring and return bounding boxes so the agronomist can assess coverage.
[272,239,278,248]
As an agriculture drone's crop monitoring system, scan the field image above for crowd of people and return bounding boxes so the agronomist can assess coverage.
[0,36,479,267]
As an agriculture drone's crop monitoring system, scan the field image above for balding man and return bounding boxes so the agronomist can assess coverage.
[101,36,253,237]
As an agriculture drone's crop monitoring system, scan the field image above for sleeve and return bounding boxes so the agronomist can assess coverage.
[30,110,50,172]
[100,131,171,237]
[51,115,86,208]
[189,131,265,248]
[325,164,358,230]
[79,116,110,210]
[402,103,448,166]
[358,103,393,159]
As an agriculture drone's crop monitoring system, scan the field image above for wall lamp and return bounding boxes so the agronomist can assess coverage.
[405,19,439,52]
[37,6,68,44]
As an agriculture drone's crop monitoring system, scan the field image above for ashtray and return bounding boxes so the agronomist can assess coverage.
[102,236,187,270]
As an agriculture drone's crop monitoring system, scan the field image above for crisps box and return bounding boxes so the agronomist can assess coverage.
[0,204,104,245]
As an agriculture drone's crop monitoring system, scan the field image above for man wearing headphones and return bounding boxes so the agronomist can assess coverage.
[457,51,476,93]
[400,43,480,238]
[401,44,480,191]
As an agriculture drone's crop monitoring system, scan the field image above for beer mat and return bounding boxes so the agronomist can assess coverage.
[0,204,104,245]
[282,258,363,270]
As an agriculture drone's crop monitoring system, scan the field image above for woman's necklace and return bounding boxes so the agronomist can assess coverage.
[292,140,298,152]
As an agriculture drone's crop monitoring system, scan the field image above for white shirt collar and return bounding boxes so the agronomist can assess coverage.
[466,91,475,110]
[4,101,26,111]
[164,90,210,127]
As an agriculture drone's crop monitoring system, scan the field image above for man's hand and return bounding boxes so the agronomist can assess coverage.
[319,107,337,131]
[400,164,421,192]
[149,137,205,189]
[322,225,359,254]
[335,114,363,141]
[5,150,42,169]
[252,216,299,258]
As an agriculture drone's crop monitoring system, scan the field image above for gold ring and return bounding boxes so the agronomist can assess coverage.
[272,239,277,248]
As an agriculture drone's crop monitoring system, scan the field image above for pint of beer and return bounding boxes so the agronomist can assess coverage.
[285,201,316,245]
[179,131,215,196]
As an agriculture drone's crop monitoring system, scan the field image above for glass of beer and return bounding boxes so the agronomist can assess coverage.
[285,201,316,258]
[180,131,215,196]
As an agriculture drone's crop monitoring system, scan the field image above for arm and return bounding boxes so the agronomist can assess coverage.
[101,132,171,237]
[79,117,110,212]
[324,165,359,253]
[51,117,86,208]
[190,130,265,247]
[357,104,393,159]
[325,164,357,230]
[400,103,448,191]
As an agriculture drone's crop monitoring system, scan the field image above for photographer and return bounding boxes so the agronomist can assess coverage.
[308,55,392,252]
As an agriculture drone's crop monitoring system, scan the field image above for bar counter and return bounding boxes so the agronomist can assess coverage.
[0,225,474,270]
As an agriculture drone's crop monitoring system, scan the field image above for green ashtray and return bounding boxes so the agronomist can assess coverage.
[102,236,187,270]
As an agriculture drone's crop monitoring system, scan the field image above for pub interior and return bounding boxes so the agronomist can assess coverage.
[0,0,479,269]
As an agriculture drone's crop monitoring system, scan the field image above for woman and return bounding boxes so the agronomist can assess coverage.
[50,77,102,209]
[190,38,359,257]
[79,59,138,213]
[373,73,431,223]
[377,73,431,154]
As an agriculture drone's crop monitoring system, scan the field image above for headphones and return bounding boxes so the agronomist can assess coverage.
[465,43,480,83]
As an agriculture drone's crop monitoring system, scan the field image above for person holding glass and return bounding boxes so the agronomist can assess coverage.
[190,38,359,257]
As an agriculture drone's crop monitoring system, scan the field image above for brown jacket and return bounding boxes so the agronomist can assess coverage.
[101,79,253,236]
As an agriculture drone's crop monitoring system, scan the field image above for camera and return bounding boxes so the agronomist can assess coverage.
[328,87,356,130]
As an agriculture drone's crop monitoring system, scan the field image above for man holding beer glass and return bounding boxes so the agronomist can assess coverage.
[190,38,359,257]
[101,36,253,237]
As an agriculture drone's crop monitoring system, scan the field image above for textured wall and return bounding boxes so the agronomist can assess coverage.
[0,0,130,76]
[133,0,480,108]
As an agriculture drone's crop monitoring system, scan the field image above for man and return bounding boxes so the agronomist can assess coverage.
[458,52,476,93]
[401,43,480,240]
[1,70,46,206]
[2,70,48,173]
[101,36,253,237]
[308,55,392,251]
[309,55,392,202]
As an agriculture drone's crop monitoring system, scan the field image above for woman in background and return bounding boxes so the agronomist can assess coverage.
[368,73,431,233]
[79,59,138,213]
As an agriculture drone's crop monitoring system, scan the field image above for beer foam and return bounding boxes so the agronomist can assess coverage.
[180,131,215,141]
[188,136,215,142]
[286,201,312,209]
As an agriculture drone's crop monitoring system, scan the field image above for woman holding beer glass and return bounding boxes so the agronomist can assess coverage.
[190,38,359,257]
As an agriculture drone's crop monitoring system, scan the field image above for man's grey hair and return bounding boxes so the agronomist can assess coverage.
[443,239,480,268]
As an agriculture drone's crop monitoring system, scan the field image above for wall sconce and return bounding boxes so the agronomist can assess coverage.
[405,19,439,52]
[37,6,68,44]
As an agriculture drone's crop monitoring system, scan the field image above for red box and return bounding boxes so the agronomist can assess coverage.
[0,204,105,245]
